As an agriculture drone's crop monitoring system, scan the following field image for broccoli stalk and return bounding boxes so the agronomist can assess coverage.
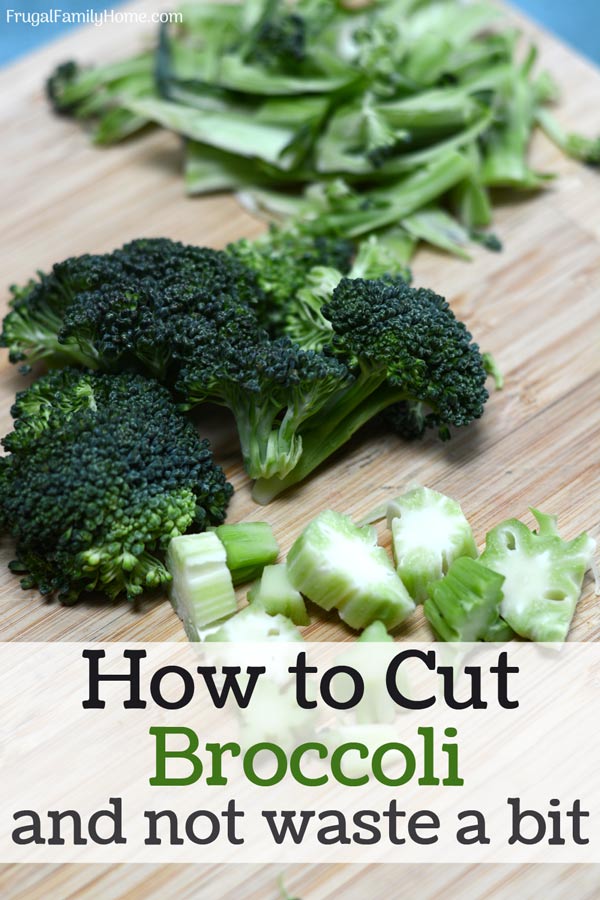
[205,605,304,642]
[167,532,238,636]
[212,522,279,585]
[480,508,596,643]
[247,563,310,626]
[358,620,393,643]
[286,510,415,630]
[386,486,478,603]
[424,557,509,642]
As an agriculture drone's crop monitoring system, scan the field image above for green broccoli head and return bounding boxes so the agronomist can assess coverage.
[252,275,489,502]
[1,238,265,377]
[0,369,232,603]
[323,277,488,433]
[228,225,354,328]
[1,253,121,370]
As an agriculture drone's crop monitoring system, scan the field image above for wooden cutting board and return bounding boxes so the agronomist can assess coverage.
[0,1,599,896]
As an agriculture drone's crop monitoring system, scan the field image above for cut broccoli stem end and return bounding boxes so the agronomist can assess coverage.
[536,106,600,166]
[212,522,279,585]
[232,399,304,482]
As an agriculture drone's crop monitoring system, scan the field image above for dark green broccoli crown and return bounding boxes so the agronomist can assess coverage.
[114,238,263,308]
[1,253,122,368]
[0,369,232,602]
[1,238,265,375]
[322,277,488,430]
[228,226,354,327]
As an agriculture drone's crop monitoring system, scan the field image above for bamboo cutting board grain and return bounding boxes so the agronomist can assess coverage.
[0,1,599,896]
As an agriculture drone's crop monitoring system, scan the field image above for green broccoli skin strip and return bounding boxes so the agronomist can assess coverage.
[0,369,232,603]
[286,509,415,630]
[480,508,596,643]
[424,557,508,642]
[1,238,265,379]
[253,277,488,502]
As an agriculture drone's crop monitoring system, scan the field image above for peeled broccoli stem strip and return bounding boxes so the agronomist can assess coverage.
[535,106,600,165]
[252,375,406,504]
[318,152,473,238]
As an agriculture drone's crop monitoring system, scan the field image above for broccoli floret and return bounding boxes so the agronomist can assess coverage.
[228,224,354,329]
[177,333,352,481]
[1,238,265,378]
[1,253,120,370]
[283,234,412,352]
[381,401,437,440]
[253,277,488,502]
[2,239,488,501]
[480,508,596,643]
[46,60,84,114]
[0,369,232,603]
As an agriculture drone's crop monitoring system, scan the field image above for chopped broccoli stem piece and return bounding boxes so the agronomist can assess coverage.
[205,605,303,642]
[387,486,478,603]
[286,510,415,630]
[166,532,237,633]
[247,563,309,626]
[480,508,596,643]
[424,557,506,642]
[484,615,516,643]
[239,680,315,750]
[212,522,279,585]
[358,620,393,643]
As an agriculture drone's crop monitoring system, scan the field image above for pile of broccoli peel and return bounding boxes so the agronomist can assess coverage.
[46,0,600,263]
[0,228,491,603]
